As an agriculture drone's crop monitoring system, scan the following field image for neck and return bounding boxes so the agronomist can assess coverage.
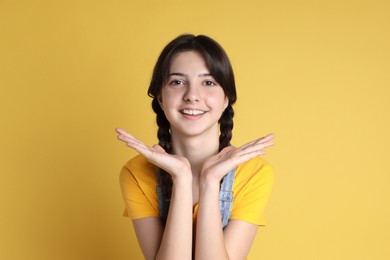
[171,130,220,176]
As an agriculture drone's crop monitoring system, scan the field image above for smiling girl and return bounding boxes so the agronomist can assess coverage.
[116,34,275,260]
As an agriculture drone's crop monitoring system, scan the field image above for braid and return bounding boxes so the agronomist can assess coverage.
[219,104,234,151]
[152,99,171,153]
[146,34,238,226]
[151,98,173,201]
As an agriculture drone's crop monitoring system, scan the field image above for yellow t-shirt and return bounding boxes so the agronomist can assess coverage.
[120,154,274,226]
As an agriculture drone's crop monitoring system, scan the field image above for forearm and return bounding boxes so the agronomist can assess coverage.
[156,176,193,260]
[195,177,230,260]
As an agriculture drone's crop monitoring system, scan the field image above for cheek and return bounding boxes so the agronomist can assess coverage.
[212,91,229,109]
[160,95,173,108]
[208,97,228,112]
[159,91,180,113]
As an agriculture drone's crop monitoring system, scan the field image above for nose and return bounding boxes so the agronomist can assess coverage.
[183,85,201,102]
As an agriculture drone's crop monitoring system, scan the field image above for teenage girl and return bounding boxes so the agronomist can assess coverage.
[116,34,275,260]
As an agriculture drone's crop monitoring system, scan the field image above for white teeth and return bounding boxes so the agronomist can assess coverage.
[181,109,205,115]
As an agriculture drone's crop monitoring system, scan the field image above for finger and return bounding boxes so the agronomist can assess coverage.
[115,128,130,136]
[124,138,154,157]
[152,144,166,153]
[116,130,143,146]
[221,149,265,169]
[251,139,274,151]
[116,128,132,141]
[257,133,275,143]
[236,149,267,164]
[117,134,137,145]
[220,146,235,154]
[238,136,274,153]
[235,140,273,158]
[238,133,275,151]
[116,131,150,154]
[115,128,141,143]
[214,146,235,160]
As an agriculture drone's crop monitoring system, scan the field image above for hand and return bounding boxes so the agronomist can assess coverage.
[200,134,275,183]
[115,128,191,179]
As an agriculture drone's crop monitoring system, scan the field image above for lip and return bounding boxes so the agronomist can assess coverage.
[179,108,208,119]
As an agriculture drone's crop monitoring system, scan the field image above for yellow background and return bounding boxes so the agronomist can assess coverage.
[1,0,389,259]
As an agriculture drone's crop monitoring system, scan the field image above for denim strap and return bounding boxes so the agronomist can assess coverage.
[219,168,235,229]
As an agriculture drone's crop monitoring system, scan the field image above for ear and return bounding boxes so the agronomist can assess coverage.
[157,95,164,111]
[223,96,229,110]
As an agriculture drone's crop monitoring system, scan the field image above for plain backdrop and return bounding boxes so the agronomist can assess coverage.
[1,0,389,259]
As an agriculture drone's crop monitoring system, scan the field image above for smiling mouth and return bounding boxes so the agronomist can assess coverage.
[180,109,206,115]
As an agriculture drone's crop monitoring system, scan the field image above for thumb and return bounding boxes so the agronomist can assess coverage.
[152,144,166,153]
[219,145,234,155]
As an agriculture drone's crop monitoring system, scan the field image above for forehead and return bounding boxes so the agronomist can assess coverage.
[169,51,209,73]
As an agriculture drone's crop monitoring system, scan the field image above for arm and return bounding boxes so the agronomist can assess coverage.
[156,175,193,260]
[195,134,274,260]
[195,176,230,259]
[196,178,259,260]
[116,128,193,259]
[132,218,164,260]
[132,175,193,260]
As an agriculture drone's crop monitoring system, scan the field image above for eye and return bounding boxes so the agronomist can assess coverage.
[204,80,217,87]
[168,79,185,86]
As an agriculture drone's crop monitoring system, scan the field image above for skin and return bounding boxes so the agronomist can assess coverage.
[116,51,274,260]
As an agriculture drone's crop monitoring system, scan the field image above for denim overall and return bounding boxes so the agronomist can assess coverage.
[157,168,235,229]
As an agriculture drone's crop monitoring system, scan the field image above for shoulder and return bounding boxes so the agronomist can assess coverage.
[232,157,275,200]
[120,154,157,184]
[119,154,159,219]
[123,154,156,174]
[125,154,155,171]
[235,157,274,184]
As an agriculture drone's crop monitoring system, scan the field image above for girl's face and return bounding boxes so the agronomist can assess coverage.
[158,51,228,139]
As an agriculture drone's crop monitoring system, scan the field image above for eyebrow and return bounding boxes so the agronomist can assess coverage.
[169,72,214,77]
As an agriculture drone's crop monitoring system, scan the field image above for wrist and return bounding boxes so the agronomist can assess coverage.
[200,171,220,188]
[171,168,193,185]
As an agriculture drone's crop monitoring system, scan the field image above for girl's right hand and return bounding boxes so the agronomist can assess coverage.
[115,128,191,179]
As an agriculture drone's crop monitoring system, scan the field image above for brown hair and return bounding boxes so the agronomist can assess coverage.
[148,34,237,208]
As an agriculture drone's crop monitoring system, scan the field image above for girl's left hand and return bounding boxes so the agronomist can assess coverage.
[200,134,275,183]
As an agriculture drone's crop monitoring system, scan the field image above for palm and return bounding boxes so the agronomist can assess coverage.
[116,128,190,176]
[201,134,275,181]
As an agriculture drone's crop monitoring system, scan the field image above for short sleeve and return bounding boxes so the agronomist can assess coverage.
[230,158,275,226]
[119,155,159,220]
